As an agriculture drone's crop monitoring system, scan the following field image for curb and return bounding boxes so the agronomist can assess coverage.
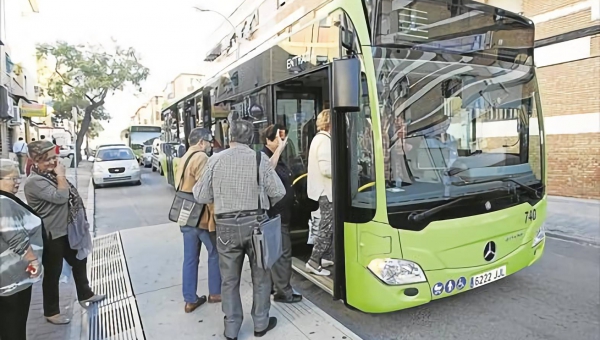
[546,232,600,247]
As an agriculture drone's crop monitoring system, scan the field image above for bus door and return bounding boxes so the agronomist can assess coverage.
[273,68,333,291]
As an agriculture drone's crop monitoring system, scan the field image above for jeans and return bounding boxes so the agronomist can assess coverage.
[0,286,32,340]
[181,226,221,303]
[215,215,272,339]
[42,235,94,317]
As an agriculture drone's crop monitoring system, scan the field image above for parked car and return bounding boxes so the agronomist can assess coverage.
[141,145,153,168]
[59,144,75,158]
[92,146,141,188]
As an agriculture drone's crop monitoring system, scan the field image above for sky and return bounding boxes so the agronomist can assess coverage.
[32,0,244,145]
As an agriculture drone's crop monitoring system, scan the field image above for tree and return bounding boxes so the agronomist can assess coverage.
[37,41,150,162]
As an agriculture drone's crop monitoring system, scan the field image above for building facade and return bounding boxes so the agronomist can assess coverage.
[131,95,164,126]
[0,0,44,159]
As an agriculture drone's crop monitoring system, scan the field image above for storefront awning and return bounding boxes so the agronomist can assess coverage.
[19,102,47,117]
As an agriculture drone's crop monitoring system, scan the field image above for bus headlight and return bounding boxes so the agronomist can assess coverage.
[367,258,426,285]
[532,224,545,247]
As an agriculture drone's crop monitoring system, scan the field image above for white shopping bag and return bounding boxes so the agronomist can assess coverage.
[59,259,72,284]
[307,209,321,245]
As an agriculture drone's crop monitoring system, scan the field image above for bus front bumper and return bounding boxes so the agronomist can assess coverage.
[348,238,545,313]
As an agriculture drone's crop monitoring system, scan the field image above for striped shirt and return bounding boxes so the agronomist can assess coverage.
[193,144,286,215]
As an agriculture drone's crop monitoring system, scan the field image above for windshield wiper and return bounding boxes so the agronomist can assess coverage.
[408,197,469,222]
[408,185,517,222]
[452,177,540,198]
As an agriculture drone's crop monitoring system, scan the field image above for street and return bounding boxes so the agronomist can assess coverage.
[94,169,600,340]
[94,168,174,235]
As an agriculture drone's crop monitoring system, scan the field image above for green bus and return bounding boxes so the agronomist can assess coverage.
[121,125,162,162]
[166,0,547,313]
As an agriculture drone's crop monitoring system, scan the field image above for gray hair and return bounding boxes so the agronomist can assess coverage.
[0,159,19,178]
[188,128,213,146]
[229,120,254,145]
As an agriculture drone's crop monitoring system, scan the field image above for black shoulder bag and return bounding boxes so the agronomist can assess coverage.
[168,151,205,227]
[250,151,283,270]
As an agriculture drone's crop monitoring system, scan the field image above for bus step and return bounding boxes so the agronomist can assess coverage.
[291,257,334,295]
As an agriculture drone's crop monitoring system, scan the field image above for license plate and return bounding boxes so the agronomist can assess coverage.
[470,265,506,289]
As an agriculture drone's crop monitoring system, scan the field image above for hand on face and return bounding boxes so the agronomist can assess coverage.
[54,162,66,176]
[276,129,288,150]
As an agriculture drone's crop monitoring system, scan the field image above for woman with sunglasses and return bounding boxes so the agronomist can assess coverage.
[24,141,104,325]
[0,159,43,340]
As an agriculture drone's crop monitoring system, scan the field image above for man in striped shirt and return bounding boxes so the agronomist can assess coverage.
[194,119,285,340]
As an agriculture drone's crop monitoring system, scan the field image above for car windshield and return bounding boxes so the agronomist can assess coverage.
[373,48,544,206]
[96,148,135,162]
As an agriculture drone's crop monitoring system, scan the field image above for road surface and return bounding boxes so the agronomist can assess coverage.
[93,169,600,340]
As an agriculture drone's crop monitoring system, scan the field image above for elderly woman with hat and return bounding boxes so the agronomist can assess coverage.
[0,159,43,340]
[24,140,104,325]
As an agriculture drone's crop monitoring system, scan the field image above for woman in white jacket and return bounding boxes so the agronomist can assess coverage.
[306,110,335,276]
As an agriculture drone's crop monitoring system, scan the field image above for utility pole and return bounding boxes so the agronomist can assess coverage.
[71,107,78,188]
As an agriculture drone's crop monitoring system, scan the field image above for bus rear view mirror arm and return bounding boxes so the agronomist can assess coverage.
[331,58,360,112]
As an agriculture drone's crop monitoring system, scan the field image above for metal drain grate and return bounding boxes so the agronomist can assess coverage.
[85,232,144,340]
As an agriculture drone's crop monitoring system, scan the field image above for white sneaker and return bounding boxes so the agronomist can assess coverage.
[305,263,330,276]
[322,259,334,268]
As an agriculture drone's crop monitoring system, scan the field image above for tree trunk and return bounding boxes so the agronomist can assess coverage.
[75,101,103,165]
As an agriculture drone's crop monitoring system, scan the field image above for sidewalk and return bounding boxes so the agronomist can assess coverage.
[16,161,93,340]
[117,222,361,340]
[546,195,600,246]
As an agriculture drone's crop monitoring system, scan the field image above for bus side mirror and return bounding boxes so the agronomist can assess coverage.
[125,133,129,138]
[331,58,361,112]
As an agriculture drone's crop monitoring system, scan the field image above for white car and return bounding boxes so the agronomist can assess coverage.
[141,145,153,168]
[59,144,75,158]
[92,146,141,188]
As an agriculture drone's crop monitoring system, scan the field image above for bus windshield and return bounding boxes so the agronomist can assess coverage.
[374,48,544,207]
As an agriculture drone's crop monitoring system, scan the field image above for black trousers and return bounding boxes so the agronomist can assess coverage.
[0,286,32,340]
[42,235,94,317]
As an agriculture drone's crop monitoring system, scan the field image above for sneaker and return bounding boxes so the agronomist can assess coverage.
[46,314,71,325]
[322,259,334,267]
[254,317,278,337]
[305,262,330,276]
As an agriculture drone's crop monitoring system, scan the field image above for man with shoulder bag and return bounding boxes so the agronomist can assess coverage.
[194,119,286,340]
[172,128,222,313]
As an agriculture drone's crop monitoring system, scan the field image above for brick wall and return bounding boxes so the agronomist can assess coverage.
[523,0,583,17]
[536,57,600,117]
[535,9,599,40]
[546,133,600,198]
[592,34,600,56]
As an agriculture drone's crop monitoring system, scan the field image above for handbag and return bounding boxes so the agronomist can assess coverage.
[168,151,205,227]
[250,151,283,270]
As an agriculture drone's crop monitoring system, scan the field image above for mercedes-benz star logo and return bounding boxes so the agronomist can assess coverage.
[483,241,496,262]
